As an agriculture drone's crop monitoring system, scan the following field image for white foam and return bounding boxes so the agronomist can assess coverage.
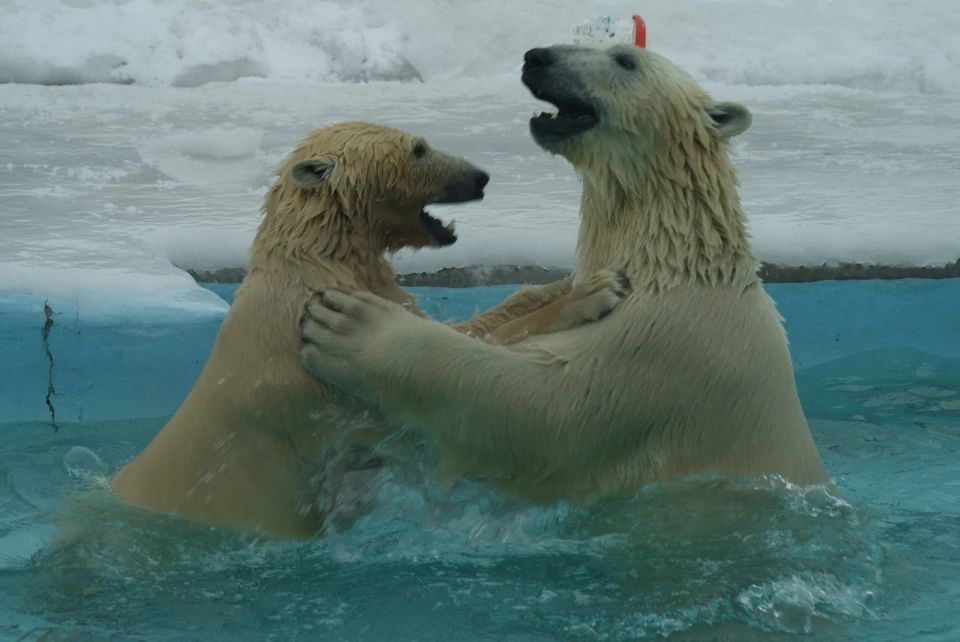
[1,0,957,93]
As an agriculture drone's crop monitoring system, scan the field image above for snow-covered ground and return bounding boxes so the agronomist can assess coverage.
[0,0,958,311]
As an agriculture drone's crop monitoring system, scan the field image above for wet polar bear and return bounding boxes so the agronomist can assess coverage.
[109,121,630,539]
[298,46,830,504]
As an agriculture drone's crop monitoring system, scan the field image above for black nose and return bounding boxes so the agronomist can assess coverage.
[474,169,490,190]
[523,47,554,72]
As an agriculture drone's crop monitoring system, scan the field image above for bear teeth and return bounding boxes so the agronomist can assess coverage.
[445,219,456,233]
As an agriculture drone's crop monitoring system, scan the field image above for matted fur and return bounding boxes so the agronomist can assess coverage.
[298,46,830,503]
[253,121,479,264]
[106,121,614,540]
[534,46,755,292]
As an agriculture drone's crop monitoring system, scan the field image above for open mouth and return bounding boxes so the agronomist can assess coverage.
[419,207,457,246]
[530,102,599,140]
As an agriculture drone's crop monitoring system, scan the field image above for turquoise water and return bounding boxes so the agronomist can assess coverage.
[2,281,960,641]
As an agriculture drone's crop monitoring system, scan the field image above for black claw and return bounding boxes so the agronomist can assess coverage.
[617,273,631,290]
[301,336,310,347]
[615,290,626,299]
[598,307,613,320]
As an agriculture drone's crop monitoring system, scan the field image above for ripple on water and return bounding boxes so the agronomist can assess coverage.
[7,469,883,641]
[3,343,960,640]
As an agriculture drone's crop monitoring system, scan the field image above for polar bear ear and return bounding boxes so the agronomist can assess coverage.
[290,158,337,189]
[706,102,752,138]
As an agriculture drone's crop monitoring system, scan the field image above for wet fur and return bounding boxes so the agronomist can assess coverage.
[107,122,625,540]
[298,48,830,504]
[105,123,608,539]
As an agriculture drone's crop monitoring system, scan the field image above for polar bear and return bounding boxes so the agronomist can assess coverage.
[109,121,630,539]
[297,46,831,504]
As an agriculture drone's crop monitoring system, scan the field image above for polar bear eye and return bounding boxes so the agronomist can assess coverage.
[615,55,636,71]
[412,141,428,160]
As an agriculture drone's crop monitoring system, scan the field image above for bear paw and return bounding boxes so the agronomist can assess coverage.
[562,269,632,326]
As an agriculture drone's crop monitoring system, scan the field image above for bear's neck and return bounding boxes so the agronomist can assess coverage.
[574,153,757,293]
[248,189,396,293]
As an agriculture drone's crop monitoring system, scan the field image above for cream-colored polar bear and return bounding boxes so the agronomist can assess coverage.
[109,121,630,539]
[298,46,830,504]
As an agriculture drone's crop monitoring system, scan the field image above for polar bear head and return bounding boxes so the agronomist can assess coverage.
[520,44,752,176]
[257,122,490,261]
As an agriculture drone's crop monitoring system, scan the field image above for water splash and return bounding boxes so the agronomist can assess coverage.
[62,446,107,486]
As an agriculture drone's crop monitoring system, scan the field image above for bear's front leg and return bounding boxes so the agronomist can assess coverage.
[300,291,430,406]
[299,288,597,473]
[484,270,631,345]
[451,277,574,338]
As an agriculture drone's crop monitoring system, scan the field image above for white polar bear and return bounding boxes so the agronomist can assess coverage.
[297,44,830,505]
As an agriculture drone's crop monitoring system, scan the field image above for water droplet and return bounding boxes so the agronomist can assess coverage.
[63,446,106,478]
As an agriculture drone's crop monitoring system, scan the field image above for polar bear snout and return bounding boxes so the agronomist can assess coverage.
[523,47,556,73]
[522,46,601,149]
[436,167,490,204]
